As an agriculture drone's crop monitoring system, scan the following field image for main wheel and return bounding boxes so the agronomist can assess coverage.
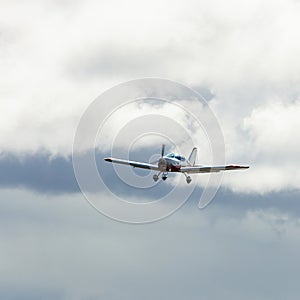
[162,175,167,181]
[186,176,192,184]
[153,174,159,182]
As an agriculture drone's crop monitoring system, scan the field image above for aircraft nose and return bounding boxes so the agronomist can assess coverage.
[158,158,167,171]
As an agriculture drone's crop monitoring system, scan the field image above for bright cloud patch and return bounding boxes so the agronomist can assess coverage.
[0,0,299,194]
[222,101,300,193]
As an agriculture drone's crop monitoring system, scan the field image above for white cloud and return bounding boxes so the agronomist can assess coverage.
[221,100,300,193]
[0,0,300,192]
[244,100,300,160]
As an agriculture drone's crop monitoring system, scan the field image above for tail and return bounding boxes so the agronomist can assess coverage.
[187,147,197,166]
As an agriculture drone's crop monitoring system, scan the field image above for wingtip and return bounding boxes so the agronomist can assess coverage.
[239,165,250,169]
[226,165,250,170]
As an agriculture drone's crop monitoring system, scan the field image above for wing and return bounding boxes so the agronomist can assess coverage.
[104,157,160,171]
[180,164,249,173]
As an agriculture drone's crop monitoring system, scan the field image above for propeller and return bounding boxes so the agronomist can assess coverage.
[161,144,165,157]
[150,144,166,164]
[158,144,167,171]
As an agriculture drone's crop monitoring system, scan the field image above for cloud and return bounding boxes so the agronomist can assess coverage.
[0,153,78,194]
[220,100,300,193]
[0,151,300,219]
[2,2,300,299]
[244,100,300,161]
[1,0,300,194]
[1,187,300,299]
[0,150,181,198]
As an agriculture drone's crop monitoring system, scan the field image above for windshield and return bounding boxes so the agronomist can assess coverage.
[175,155,185,161]
[166,153,185,161]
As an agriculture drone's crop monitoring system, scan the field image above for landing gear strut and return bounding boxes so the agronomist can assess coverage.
[153,171,162,182]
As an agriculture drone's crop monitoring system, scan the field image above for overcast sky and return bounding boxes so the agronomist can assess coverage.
[1,0,300,299]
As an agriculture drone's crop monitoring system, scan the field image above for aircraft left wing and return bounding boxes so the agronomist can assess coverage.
[104,158,160,171]
[180,164,249,173]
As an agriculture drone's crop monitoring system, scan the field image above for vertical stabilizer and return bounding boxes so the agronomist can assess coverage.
[188,147,197,166]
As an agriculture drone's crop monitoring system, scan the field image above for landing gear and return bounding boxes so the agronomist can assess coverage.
[186,176,192,184]
[183,173,192,184]
[153,174,159,182]
[153,172,168,182]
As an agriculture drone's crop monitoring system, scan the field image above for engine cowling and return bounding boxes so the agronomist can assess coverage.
[158,158,167,171]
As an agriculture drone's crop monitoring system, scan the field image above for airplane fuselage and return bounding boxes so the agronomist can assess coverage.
[159,153,189,172]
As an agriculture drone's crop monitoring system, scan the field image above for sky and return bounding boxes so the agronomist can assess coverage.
[1,0,300,299]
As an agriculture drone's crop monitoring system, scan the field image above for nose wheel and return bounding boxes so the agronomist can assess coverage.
[162,172,168,181]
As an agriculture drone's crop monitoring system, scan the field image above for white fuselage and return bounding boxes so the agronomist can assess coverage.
[161,153,189,172]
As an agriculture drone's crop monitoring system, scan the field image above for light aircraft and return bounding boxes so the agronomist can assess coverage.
[104,145,249,184]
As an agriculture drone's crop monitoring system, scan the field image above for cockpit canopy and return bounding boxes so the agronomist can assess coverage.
[166,153,186,161]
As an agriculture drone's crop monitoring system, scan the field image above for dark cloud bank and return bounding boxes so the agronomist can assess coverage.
[0,152,299,216]
[0,153,79,194]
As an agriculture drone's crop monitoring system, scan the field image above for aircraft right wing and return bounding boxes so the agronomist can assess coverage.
[180,164,249,173]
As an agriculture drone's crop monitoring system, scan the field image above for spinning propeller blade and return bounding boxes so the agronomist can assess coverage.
[161,144,165,157]
[150,144,166,164]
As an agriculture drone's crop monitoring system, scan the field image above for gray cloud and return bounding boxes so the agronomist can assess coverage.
[0,153,79,194]
[0,288,62,300]
[0,152,300,217]
[0,188,300,300]
[68,46,177,79]
[0,150,175,198]
[1,1,300,298]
